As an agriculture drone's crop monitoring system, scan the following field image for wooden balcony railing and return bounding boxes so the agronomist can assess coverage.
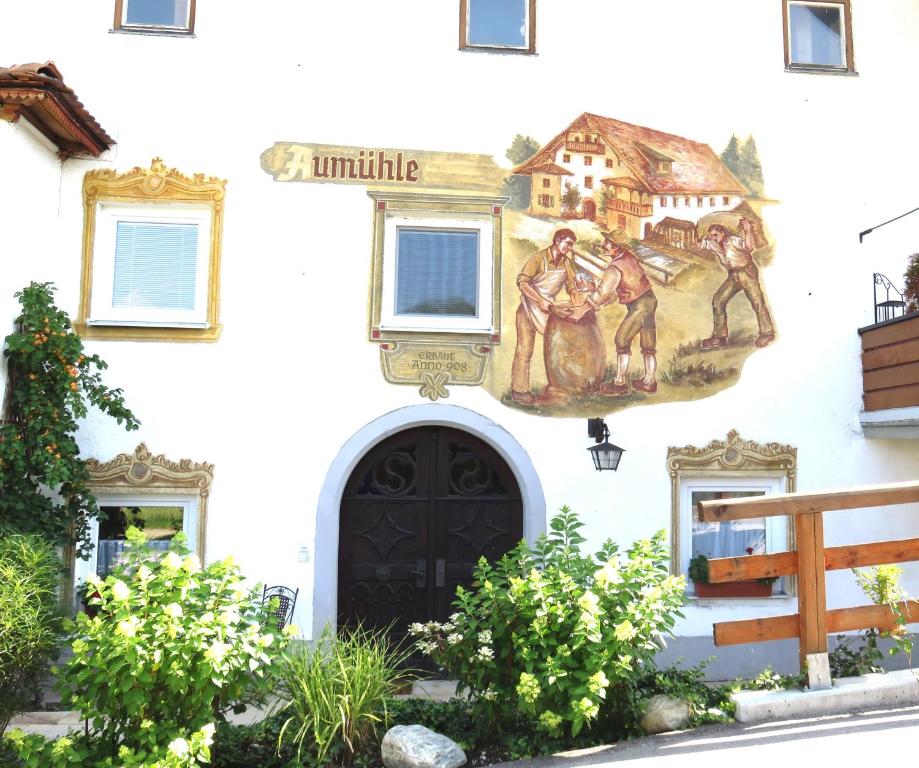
[607,199,653,217]
[860,313,919,411]
[565,140,604,154]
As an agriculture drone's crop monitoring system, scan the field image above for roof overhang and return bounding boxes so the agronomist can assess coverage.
[0,61,113,158]
[860,406,919,439]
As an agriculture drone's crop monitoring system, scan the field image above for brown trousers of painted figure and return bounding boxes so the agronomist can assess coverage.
[615,292,658,354]
[512,303,538,393]
[711,264,774,338]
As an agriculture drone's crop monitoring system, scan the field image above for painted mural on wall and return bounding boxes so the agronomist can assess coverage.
[492,113,776,416]
[260,114,776,415]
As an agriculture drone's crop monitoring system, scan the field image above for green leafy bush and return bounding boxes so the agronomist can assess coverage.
[213,714,296,768]
[0,534,64,733]
[277,623,412,767]
[3,527,287,766]
[410,506,685,738]
[0,282,139,555]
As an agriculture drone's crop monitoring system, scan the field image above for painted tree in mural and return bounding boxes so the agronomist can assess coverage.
[561,181,582,216]
[738,135,765,198]
[0,282,139,554]
[721,134,765,198]
[503,134,541,209]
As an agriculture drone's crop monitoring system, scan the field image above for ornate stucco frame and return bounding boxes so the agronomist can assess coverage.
[77,157,226,342]
[667,430,797,577]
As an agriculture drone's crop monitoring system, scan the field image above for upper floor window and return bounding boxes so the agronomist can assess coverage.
[605,159,614,168]
[460,0,535,54]
[542,178,551,188]
[562,153,571,163]
[584,176,593,190]
[114,0,195,34]
[78,158,225,341]
[368,192,504,337]
[584,156,593,166]
[783,1,854,72]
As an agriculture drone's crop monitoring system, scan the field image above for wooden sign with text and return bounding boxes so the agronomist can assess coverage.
[260,142,505,192]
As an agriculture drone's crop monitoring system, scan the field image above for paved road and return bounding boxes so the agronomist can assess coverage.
[492,704,919,766]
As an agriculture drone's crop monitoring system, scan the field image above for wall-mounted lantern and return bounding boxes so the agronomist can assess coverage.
[587,418,624,472]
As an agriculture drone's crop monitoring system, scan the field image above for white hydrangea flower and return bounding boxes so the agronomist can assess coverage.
[447,633,463,645]
[110,579,130,602]
[163,602,183,619]
[162,551,183,570]
[136,565,153,583]
[409,622,425,635]
[182,554,201,573]
[441,622,455,632]
[477,646,494,661]
[85,573,103,590]
[200,723,216,742]
[478,629,492,644]
[205,641,231,663]
[449,613,461,623]
[116,616,139,638]
[168,737,189,758]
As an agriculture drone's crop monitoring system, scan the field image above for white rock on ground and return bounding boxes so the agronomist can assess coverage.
[381,724,467,768]
[640,694,692,734]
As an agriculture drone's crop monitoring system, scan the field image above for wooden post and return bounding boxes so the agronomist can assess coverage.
[794,512,827,666]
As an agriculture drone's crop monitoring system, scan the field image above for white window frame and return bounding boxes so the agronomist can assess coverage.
[116,0,194,33]
[379,214,495,334]
[460,0,535,54]
[679,476,787,596]
[89,202,211,328]
[784,0,853,72]
[74,493,198,590]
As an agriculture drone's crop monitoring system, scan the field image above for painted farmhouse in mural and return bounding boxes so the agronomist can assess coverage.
[514,113,747,243]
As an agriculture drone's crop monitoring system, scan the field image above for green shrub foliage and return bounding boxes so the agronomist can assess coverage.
[0,534,64,733]
[4,527,288,766]
[410,506,685,737]
[0,282,139,555]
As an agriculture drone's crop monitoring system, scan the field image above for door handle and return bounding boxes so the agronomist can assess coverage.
[435,558,445,588]
[412,559,426,588]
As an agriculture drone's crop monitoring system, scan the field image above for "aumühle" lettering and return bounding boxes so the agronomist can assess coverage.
[311,150,420,182]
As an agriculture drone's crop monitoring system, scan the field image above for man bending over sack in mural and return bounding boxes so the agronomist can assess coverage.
[511,228,582,405]
[569,233,658,395]
[699,217,775,349]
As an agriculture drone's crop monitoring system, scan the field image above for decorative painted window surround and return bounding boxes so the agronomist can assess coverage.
[78,158,225,342]
[667,431,798,594]
[783,0,856,74]
[459,0,536,54]
[367,191,507,343]
[64,443,213,608]
[113,0,196,35]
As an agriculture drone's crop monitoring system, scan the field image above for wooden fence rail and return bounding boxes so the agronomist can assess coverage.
[697,480,919,669]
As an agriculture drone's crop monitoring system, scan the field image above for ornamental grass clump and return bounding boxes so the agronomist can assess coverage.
[410,506,685,738]
[277,623,412,767]
[0,534,64,734]
[3,527,290,767]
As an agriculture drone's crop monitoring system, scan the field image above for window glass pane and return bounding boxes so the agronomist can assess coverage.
[691,490,766,559]
[468,0,527,47]
[395,229,478,317]
[96,506,183,577]
[790,4,843,66]
[113,221,198,310]
[126,0,188,27]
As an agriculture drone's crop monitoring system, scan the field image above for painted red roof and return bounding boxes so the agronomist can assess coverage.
[515,112,746,196]
[515,161,573,177]
[601,176,649,192]
[0,61,114,157]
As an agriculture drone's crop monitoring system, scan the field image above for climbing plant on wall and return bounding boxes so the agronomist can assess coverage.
[0,282,139,555]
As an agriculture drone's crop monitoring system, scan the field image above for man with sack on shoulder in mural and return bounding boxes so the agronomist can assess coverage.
[569,233,658,396]
[510,228,582,405]
[699,217,775,349]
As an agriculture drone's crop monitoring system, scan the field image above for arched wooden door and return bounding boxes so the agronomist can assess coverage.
[338,426,523,653]
[583,199,596,221]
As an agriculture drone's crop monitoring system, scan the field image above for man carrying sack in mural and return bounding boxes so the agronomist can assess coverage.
[699,217,775,349]
[510,228,581,405]
[569,233,658,395]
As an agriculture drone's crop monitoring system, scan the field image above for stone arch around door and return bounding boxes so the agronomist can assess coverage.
[313,404,545,641]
